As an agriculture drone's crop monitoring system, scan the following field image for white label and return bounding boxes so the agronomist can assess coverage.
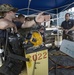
[60,40,74,58]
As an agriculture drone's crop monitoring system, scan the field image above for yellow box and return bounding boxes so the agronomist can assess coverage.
[25,47,48,75]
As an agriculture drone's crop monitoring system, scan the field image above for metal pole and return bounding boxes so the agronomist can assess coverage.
[27,0,32,15]
[44,20,46,46]
[56,8,60,48]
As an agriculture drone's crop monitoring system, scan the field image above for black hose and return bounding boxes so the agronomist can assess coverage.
[4,29,9,61]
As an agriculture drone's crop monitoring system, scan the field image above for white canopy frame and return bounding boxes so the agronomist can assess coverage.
[18,2,74,15]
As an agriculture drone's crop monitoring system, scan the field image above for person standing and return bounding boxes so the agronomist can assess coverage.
[61,13,74,39]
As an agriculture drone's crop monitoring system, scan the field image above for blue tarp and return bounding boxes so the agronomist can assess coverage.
[0,0,74,15]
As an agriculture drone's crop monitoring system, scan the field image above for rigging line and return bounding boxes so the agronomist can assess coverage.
[18,8,41,12]
[18,8,28,11]
[61,2,74,12]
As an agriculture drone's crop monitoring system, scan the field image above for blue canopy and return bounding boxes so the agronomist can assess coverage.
[0,0,74,15]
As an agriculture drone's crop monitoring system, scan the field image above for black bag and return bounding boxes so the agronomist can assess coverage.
[0,58,24,75]
[0,33,26,75]
[8,34,24,56]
